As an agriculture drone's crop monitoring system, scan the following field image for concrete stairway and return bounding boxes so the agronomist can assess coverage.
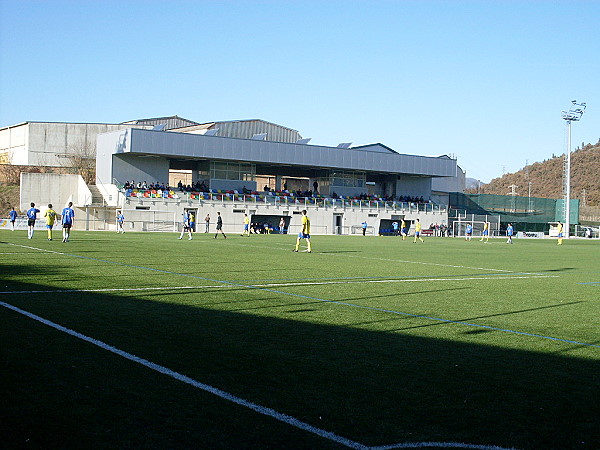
[88,185,106,206]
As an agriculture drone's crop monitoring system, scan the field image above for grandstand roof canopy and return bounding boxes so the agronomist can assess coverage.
[97,126,458,187]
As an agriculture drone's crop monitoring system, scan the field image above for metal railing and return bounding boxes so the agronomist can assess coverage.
[122,189,446,213]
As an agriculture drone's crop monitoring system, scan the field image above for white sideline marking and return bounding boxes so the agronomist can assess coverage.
[0,300,368,449]
[0,300,517,450]
[0,274,559,296]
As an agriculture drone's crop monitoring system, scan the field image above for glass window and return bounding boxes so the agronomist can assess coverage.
[210,161,255,181]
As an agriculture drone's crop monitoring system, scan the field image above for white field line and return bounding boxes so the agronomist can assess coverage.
[8,241,598,350]
[0,300,367,450]
[0,274,559,296]
[6,240,541,277]
[0,300,515,450]
[228,242,539,275]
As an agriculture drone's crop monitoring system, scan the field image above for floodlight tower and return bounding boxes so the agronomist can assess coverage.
[561,100,586,238]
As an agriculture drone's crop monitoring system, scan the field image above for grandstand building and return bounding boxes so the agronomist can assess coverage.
[8,116,465,234]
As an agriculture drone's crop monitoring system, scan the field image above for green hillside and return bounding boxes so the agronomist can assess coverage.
[470,141,600,206]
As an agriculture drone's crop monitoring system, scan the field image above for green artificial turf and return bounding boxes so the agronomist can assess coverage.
[1,230,598,449]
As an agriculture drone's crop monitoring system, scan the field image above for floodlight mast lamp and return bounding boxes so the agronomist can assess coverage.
[561,100,586,238]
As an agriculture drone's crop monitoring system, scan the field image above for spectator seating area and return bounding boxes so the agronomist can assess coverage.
[120,186,440,211]
[124,188,180,199]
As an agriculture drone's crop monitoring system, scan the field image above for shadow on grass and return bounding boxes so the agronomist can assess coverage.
[1,269,599,450]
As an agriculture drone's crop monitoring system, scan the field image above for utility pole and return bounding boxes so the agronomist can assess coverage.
[561,100,586,238]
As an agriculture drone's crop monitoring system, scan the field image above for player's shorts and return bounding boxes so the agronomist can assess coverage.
[297,232,310,239]
[244,224,249,230]
[558,232,563,238]
[401,228,408,235]
[28,219,36,227]
[10,220,15,224]
[47,224,54,229]
[216,224,222,230]
[183,225,191,231]
[63,223,72,229]
[415,231,420,237]
[483,230,488,236]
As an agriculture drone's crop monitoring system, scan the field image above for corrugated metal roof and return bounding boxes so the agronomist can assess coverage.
[122,116,199,130]
[171,119,302,143]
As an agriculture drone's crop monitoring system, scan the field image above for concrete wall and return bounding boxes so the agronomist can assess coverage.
[121,196,447,235]
[0,123,29,164]
[1,122,150,168]
[20,173,91,212]
[396,175,433,199]
[431,165,466,193]
[110,153,170,187]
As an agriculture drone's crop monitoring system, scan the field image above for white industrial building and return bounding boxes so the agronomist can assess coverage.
[4,116,465,235]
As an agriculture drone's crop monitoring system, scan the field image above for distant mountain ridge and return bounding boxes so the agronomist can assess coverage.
[467,141,600,206]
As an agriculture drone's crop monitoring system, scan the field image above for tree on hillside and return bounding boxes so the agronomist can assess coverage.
[468,142,600,206]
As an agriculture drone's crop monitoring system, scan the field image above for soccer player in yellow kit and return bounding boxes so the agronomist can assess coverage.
[557,221,564,245]
[241,214,251,236]
[401,219,408,240]
[480,222,490,242]
[294,210,312,252]
[44,204,58,240]
[413,218,424,243]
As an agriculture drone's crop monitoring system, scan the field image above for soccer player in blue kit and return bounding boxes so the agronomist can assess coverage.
[61,202,75,242]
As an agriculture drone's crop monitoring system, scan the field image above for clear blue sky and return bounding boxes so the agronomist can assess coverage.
[1,0,599,183]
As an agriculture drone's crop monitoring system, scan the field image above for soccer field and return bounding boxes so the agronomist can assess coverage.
[1,230,599,449]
